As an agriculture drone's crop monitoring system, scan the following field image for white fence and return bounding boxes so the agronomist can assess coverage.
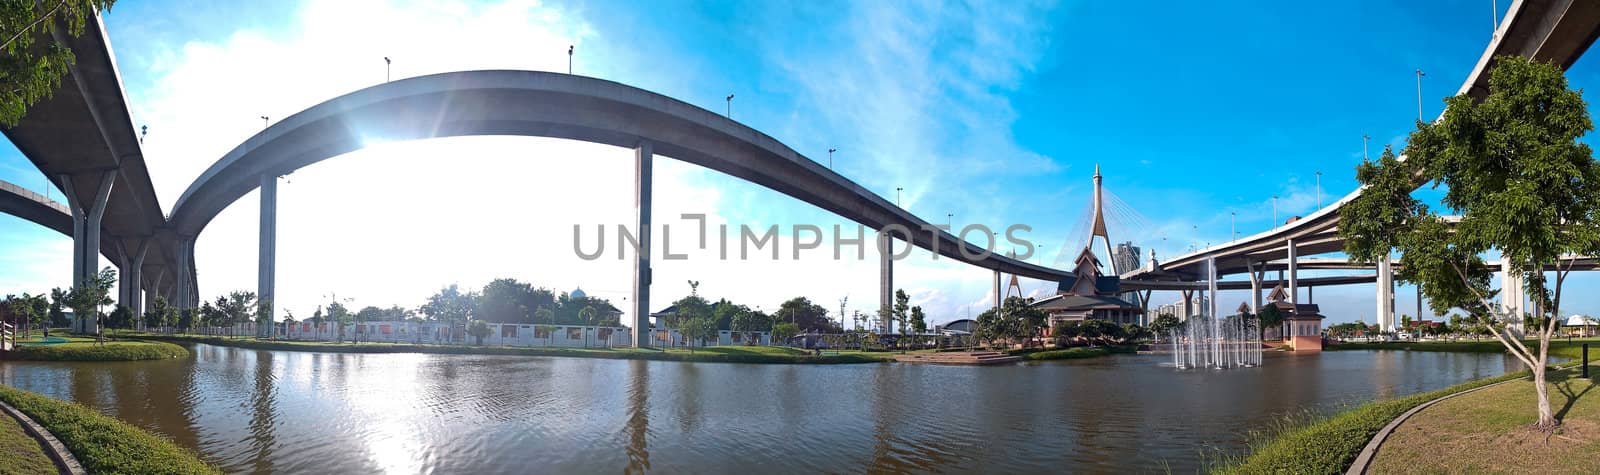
[188,321,774,348]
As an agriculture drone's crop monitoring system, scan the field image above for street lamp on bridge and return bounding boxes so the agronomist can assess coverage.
[1272,195,1279,229]
[1315,171,1322,208]
[828,148,836,169]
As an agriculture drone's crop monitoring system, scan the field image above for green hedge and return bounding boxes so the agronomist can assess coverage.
[0,385,216,474]
[1006,345,1134,360]
[1329,339,1593,360]
[1215,359,1586,474]
[9,341,189,361]
[136,334,885,364]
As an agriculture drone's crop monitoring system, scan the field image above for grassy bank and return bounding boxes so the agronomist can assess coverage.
[1368,364,1599,474]
[1328,338,1596,360]
[133,333,891,364]
[0,385,215,474]
[8,338,189,362]
[0,403,61,474]
[1008,345,1135,361]
[1215,356,1590,475]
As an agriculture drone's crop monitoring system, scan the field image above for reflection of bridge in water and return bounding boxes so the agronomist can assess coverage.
[4,1,1600,343]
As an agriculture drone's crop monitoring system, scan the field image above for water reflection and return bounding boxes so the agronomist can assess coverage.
[624,360,649,475]
[0,345,1538,473]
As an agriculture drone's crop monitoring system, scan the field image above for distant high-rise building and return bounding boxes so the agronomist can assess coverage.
[1112,241,1141,275]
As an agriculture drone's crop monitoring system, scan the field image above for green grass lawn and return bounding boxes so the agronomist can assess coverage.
[8,338,188,362]
[0,408,61,474]
[1368,364,1600,474]
[129,333,892,364]
[1329,337,1600,360]
[1215,354,1594,475]
[0,386,215,474]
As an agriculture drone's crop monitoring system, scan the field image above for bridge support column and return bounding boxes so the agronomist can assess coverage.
[1500,260,1525,332]
[1377,255,1394,333]
[1181,289,1194,321]
[879,232,893,332]
[631,142,653,348]
[117,239,148,328]
[1286,239,1298,306]
[992,269,1001,317]
[176,238,194,310]
[59,172,115,334]
[258,174,277,338]
[146,268,165,314]
[1206,256,1218,318]
[1247,260,1262,314]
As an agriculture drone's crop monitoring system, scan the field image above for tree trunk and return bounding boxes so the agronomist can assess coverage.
[1533,360,1556,428]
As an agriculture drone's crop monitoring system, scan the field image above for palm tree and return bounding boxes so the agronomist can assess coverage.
[579,306,597,348]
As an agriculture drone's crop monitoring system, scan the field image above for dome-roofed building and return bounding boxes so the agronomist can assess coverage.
[570,287,587,299]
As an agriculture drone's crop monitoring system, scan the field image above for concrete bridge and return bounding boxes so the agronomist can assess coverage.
[1121,0,1600,332]
[3,0,1599,340]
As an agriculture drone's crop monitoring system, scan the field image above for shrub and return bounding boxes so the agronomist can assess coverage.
[0,385,215,474]
[10,341,188,361]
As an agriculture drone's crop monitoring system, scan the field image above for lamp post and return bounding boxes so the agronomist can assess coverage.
[384,57,391,82]
[260,116,268,129]
[947,213,953,229]
[1415,69,1426,121]
[1315,171,1322,208]
[896,187,903,207]
[1231,212,1236,241]
[1272,195,1279,228]
[828,148,836,169]
[567,45,573,74]
[1363,134,1371,160]
[725,94,734,117]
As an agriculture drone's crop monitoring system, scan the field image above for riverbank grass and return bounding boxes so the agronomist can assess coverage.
[8,337,188,361]
[0,404,61,474]
[134,333,897,364]
[1368,364,1600,474]
[1329,338,1598,360]
[0,385,215,474]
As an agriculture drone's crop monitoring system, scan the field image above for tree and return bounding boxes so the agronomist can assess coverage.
[1052,320,1081,345]
[771,322,800,346]
[106,305,133,333]
[1149,313,1180,341]
[975,307,1004,348]
[776,297,835,333]
[0,0,117,126]
[533,307,554,326]
[64,266,115,334]
[420,284,476,324]
[1256,305,1284,341]
[1400,314,1414,338]
[997,296,1045,347]
[467,319,491,345]
[910,306,926,335]
[479,278,538,323]
[893,289,910,335]
[1340,56,1600,430]
[47,288,67,328]
[679,315,717,351]
[143,296,173,331]
[579,306,597,347]
[730,307,769,333]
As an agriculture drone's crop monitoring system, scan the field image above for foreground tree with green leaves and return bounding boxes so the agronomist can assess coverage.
[1340,56,1600,430]
[0,0,116,126]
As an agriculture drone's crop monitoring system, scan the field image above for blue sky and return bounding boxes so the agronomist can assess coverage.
[3,0,1597,326]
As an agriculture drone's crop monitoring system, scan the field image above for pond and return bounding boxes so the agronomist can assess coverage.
[0,345,1532,473]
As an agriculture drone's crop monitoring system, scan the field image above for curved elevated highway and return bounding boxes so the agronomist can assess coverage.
[166,70,1071,340]
[0,15,172,325]
[1122,0,1600,331]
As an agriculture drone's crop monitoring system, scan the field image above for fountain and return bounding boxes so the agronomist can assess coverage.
[1168,257,1263,369]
